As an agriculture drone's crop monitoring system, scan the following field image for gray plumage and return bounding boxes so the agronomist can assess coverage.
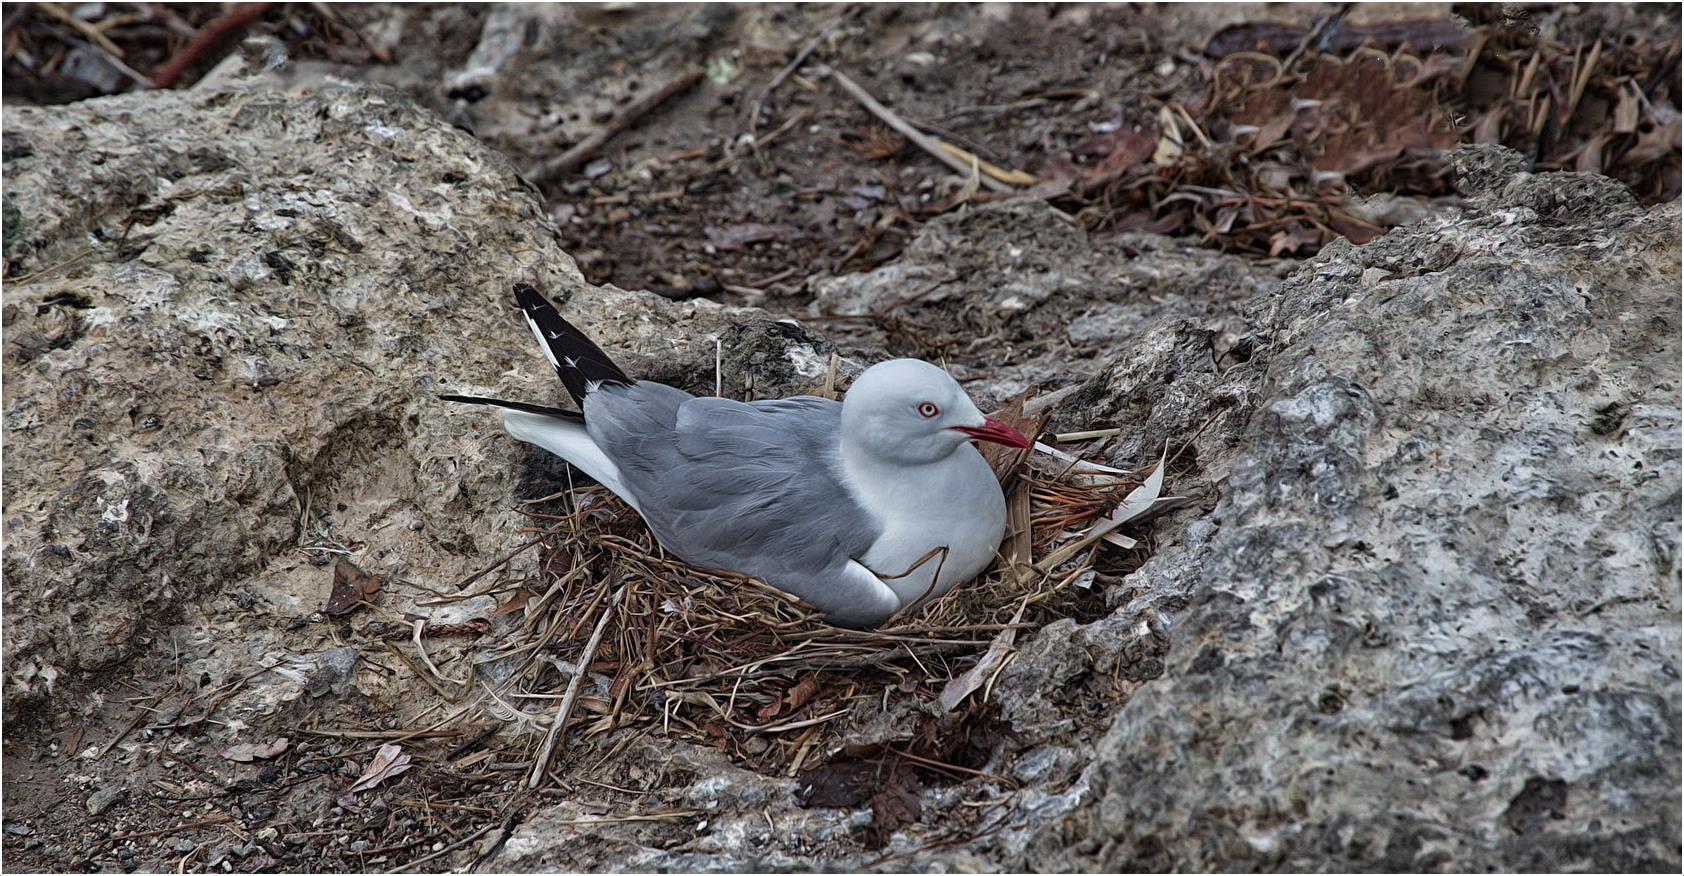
[444,284,1029,628]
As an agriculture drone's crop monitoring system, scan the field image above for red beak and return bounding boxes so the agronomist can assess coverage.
[952,416,1032,449]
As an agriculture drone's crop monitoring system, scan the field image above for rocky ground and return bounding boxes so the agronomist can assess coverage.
[2,3,1679,873]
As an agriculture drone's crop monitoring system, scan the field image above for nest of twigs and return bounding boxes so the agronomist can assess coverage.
[432,396,1165,796]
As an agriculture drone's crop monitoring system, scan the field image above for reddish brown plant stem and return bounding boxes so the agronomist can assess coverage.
[150,2,274,89]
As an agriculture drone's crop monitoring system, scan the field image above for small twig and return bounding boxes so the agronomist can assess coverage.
[889,746,1020,788]
[528,585,624,788]
[98,817,234,843]
[384,820,497,874]
[526,68,705,184]
[1054,428,1123,442]
[35,27,156,89]
[823,66,1015,193]
[721,707,851,734]
[150,2,275,89]
[310,2,392,64]
[931,140,1039,186]
[872,272,961,317]
[449,536,544,593]
[412,619,470,689]
[746,5,861,133]
[538,810,703,826]
[37,2,127,59]
[293,727,461,740]
[381,640,462,702]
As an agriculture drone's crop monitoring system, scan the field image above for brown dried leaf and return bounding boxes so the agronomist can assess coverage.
[979,388,1047,484]
[782,674,821,712]
[347,743,411,794]
[219,736,289,763]
[1612,82,1642,135]
[1074,125,1159,191]
[863,780,922,850]
[846,126,907,160]
[325,558,381,616]
[492,589,532,616]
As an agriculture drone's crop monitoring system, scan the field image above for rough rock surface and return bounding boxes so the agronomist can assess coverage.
[1015,147,1681,872]
[3,71,1676,874]
[808,197,1284,407]
[477,150,1681,871]
[0,81,831,714]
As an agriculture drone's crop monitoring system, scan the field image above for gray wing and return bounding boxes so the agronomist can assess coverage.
[584,387,882,588]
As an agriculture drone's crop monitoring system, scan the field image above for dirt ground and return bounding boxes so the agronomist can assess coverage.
[2,3,1678,872]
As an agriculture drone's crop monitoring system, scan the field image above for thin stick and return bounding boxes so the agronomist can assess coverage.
[824,66,1014,193]
[450,536,544,592]
[528,584,624,788]
[526,69,704,184]
[746,5,860,133]
[722,707,851,734]
[538,810,703,826]
[150,2,275,89]
[384,820,497,874]
[889,745,1020,787]
[7,248,93,284]
[96,817,234,843]
[293,728,460,740]
[36,2,128,59]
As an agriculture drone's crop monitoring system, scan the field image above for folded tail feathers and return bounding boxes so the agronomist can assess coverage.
[512,283,632,406]
[438,394,585,423]
[500,408,637,509]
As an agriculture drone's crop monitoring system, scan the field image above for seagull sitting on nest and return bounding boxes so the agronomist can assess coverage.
[443,283,1031,628]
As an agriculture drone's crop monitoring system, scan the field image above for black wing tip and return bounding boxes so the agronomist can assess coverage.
[513,282,550,312]
[509,283,634,401]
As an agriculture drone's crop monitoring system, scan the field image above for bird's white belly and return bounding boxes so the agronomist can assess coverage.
[857,451,1007,608]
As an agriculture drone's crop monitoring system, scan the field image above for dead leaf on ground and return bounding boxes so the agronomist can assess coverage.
[939,599,1027,712]
[704,223,801,251]
[492,589,532,616]
[347,743,412,794]
[325,558,381,616]
[219,737,290,763]
[862,779,923,850]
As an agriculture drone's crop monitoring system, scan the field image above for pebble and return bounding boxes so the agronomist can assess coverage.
[86,785,125,816]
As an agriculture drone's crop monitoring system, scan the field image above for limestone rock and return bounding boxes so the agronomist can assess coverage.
[1018,146,1681,872]
[0,82,821,712]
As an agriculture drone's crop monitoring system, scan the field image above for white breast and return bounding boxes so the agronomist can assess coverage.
[846,445,1008,609]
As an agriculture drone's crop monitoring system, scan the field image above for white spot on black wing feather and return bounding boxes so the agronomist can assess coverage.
[511,283,633,406]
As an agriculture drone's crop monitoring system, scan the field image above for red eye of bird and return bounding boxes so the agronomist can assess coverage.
[917,402,940,418]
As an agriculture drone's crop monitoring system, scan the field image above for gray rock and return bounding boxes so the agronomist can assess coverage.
[4,51,1675,875]
[1,81,827,715]
[303,647,360,698]
[807,197,1285,407]
[85,784,125,816]
[1020,146,1681,872]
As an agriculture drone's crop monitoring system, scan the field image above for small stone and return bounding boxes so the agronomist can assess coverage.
[86,785,125,816]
